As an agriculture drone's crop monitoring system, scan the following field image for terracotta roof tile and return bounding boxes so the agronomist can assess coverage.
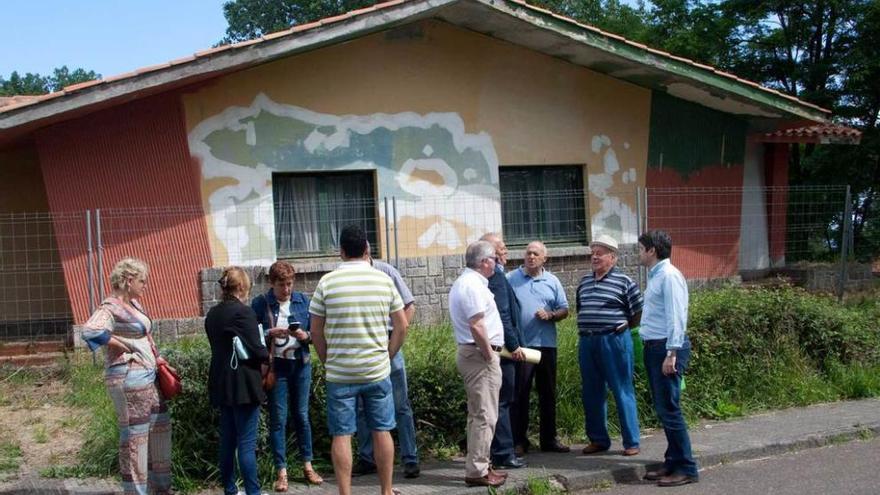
[230,38,263,49]
[262,28,295,41]
[0,95,46,109]
[102,71,139,83]
[168,55,197,66]
[194,44,232,58]
[62,79,102,92]
[292,20,322,33]
[136,62,173,75]
[321,12,354,25]
[766,124,861,139]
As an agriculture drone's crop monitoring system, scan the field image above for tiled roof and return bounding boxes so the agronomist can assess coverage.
[764,124,862,140]
[0,95,50,109]
[0,0,831,119]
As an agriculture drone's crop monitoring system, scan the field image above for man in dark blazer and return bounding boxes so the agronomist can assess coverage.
[480,232,527,469]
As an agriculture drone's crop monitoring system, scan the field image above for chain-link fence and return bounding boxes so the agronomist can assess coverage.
[0,185,859,342]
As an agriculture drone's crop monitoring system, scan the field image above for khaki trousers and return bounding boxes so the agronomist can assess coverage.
[456,345,502,478]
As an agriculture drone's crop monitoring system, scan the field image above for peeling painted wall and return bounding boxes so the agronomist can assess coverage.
[183,19,652,264]
[646,91,749,278]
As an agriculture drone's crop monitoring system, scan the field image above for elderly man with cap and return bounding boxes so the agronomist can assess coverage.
[575,234,644,457]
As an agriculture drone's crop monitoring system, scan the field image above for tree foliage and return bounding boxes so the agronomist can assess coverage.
[219,0,377,43]
[0,66,100,96]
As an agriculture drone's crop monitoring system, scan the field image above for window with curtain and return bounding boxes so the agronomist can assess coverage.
[500,165,587,246]
[273,171,378,257]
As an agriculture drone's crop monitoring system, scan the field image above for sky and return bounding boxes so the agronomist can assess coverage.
[1,0,229,79]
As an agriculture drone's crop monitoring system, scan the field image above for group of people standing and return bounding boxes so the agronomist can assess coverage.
[82,225,696,495]
[451,230,698,488]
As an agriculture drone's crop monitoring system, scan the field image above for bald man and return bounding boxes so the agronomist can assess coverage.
[507,241,570,454]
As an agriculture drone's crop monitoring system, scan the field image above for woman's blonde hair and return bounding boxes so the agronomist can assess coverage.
[219,266,251,301]
[109,257,149,291]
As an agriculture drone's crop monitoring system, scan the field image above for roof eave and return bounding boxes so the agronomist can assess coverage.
[492,0,830,123]
[0,0,455,135]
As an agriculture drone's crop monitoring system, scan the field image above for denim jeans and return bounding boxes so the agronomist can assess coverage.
[357,351,419,465]
[643,337,698,478]
[219,403,261,495]
[268,358,314,467]
[578,331,640,449]
[490,356,518,463]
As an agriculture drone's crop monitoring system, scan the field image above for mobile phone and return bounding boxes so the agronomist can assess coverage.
[288,321,301,331]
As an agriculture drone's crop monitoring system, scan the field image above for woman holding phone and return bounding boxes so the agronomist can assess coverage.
[251,261,322,490]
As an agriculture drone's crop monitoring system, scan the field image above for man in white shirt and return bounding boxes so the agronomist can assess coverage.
[448,240,507,488]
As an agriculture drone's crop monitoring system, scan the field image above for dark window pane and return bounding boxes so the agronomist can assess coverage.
[500,165,587,246]
[273,171,377,257]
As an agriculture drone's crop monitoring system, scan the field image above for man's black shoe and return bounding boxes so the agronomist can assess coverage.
[493,456,527,469]
[352,459,377,476]
[403,462,421,478]
[540,441,571,453]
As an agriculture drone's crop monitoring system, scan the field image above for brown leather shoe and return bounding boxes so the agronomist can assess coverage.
[465,471,506,487]
[644,467,671,481]
[657,473,698,487]
[489,468,509,479]
[622,447,640,456]
[581,442,610,455]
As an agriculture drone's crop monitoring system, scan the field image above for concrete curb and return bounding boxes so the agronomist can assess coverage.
[2,399,879,494]
[558,421,880,494]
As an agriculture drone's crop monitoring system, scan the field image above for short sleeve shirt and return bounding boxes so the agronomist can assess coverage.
[309,261,404,383]
[507,267,569,348]
[448,268,504,346]
[372,260,415,332]
[576,267,643,334]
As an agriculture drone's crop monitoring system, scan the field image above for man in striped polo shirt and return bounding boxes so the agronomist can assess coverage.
[576,234,644,457]
[310,225,408,495]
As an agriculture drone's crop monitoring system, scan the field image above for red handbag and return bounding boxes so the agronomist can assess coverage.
[156,360,183,399]
[148,332,182,400]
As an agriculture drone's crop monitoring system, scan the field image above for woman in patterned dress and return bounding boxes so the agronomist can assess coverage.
[81,257,172,495]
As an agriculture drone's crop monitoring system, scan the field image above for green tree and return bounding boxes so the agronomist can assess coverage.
[0,66,100,96]
[0,72,50,96]
[48,66,100,92]
[219,0,378,43]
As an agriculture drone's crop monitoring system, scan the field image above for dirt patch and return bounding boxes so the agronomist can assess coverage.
[0,365,88,481]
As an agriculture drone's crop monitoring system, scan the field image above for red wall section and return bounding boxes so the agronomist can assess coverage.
[646,164,744,279]
[764,144,790,265]
[35,93,211,323]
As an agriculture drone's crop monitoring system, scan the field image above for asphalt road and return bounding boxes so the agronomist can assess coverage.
[589,437,880,495]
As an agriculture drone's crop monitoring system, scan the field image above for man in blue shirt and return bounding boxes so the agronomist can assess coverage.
[480,232,527,470]
[638,230,698,487]
[507,241,570,455]
[576,234,643,457]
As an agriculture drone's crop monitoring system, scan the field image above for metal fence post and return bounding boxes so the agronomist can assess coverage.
[392,196,399,269]
[96,208,105,301]
[384,197,391,263]
[837,185,852,302]
[86,210,95,314]
[636,186,645,289]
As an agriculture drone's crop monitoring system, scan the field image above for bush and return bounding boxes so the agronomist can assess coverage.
[64,286,880,491]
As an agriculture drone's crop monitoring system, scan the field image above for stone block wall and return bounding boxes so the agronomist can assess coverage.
[198,245,641,326]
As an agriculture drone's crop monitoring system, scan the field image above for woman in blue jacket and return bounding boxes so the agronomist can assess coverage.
[251,260,322,490]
